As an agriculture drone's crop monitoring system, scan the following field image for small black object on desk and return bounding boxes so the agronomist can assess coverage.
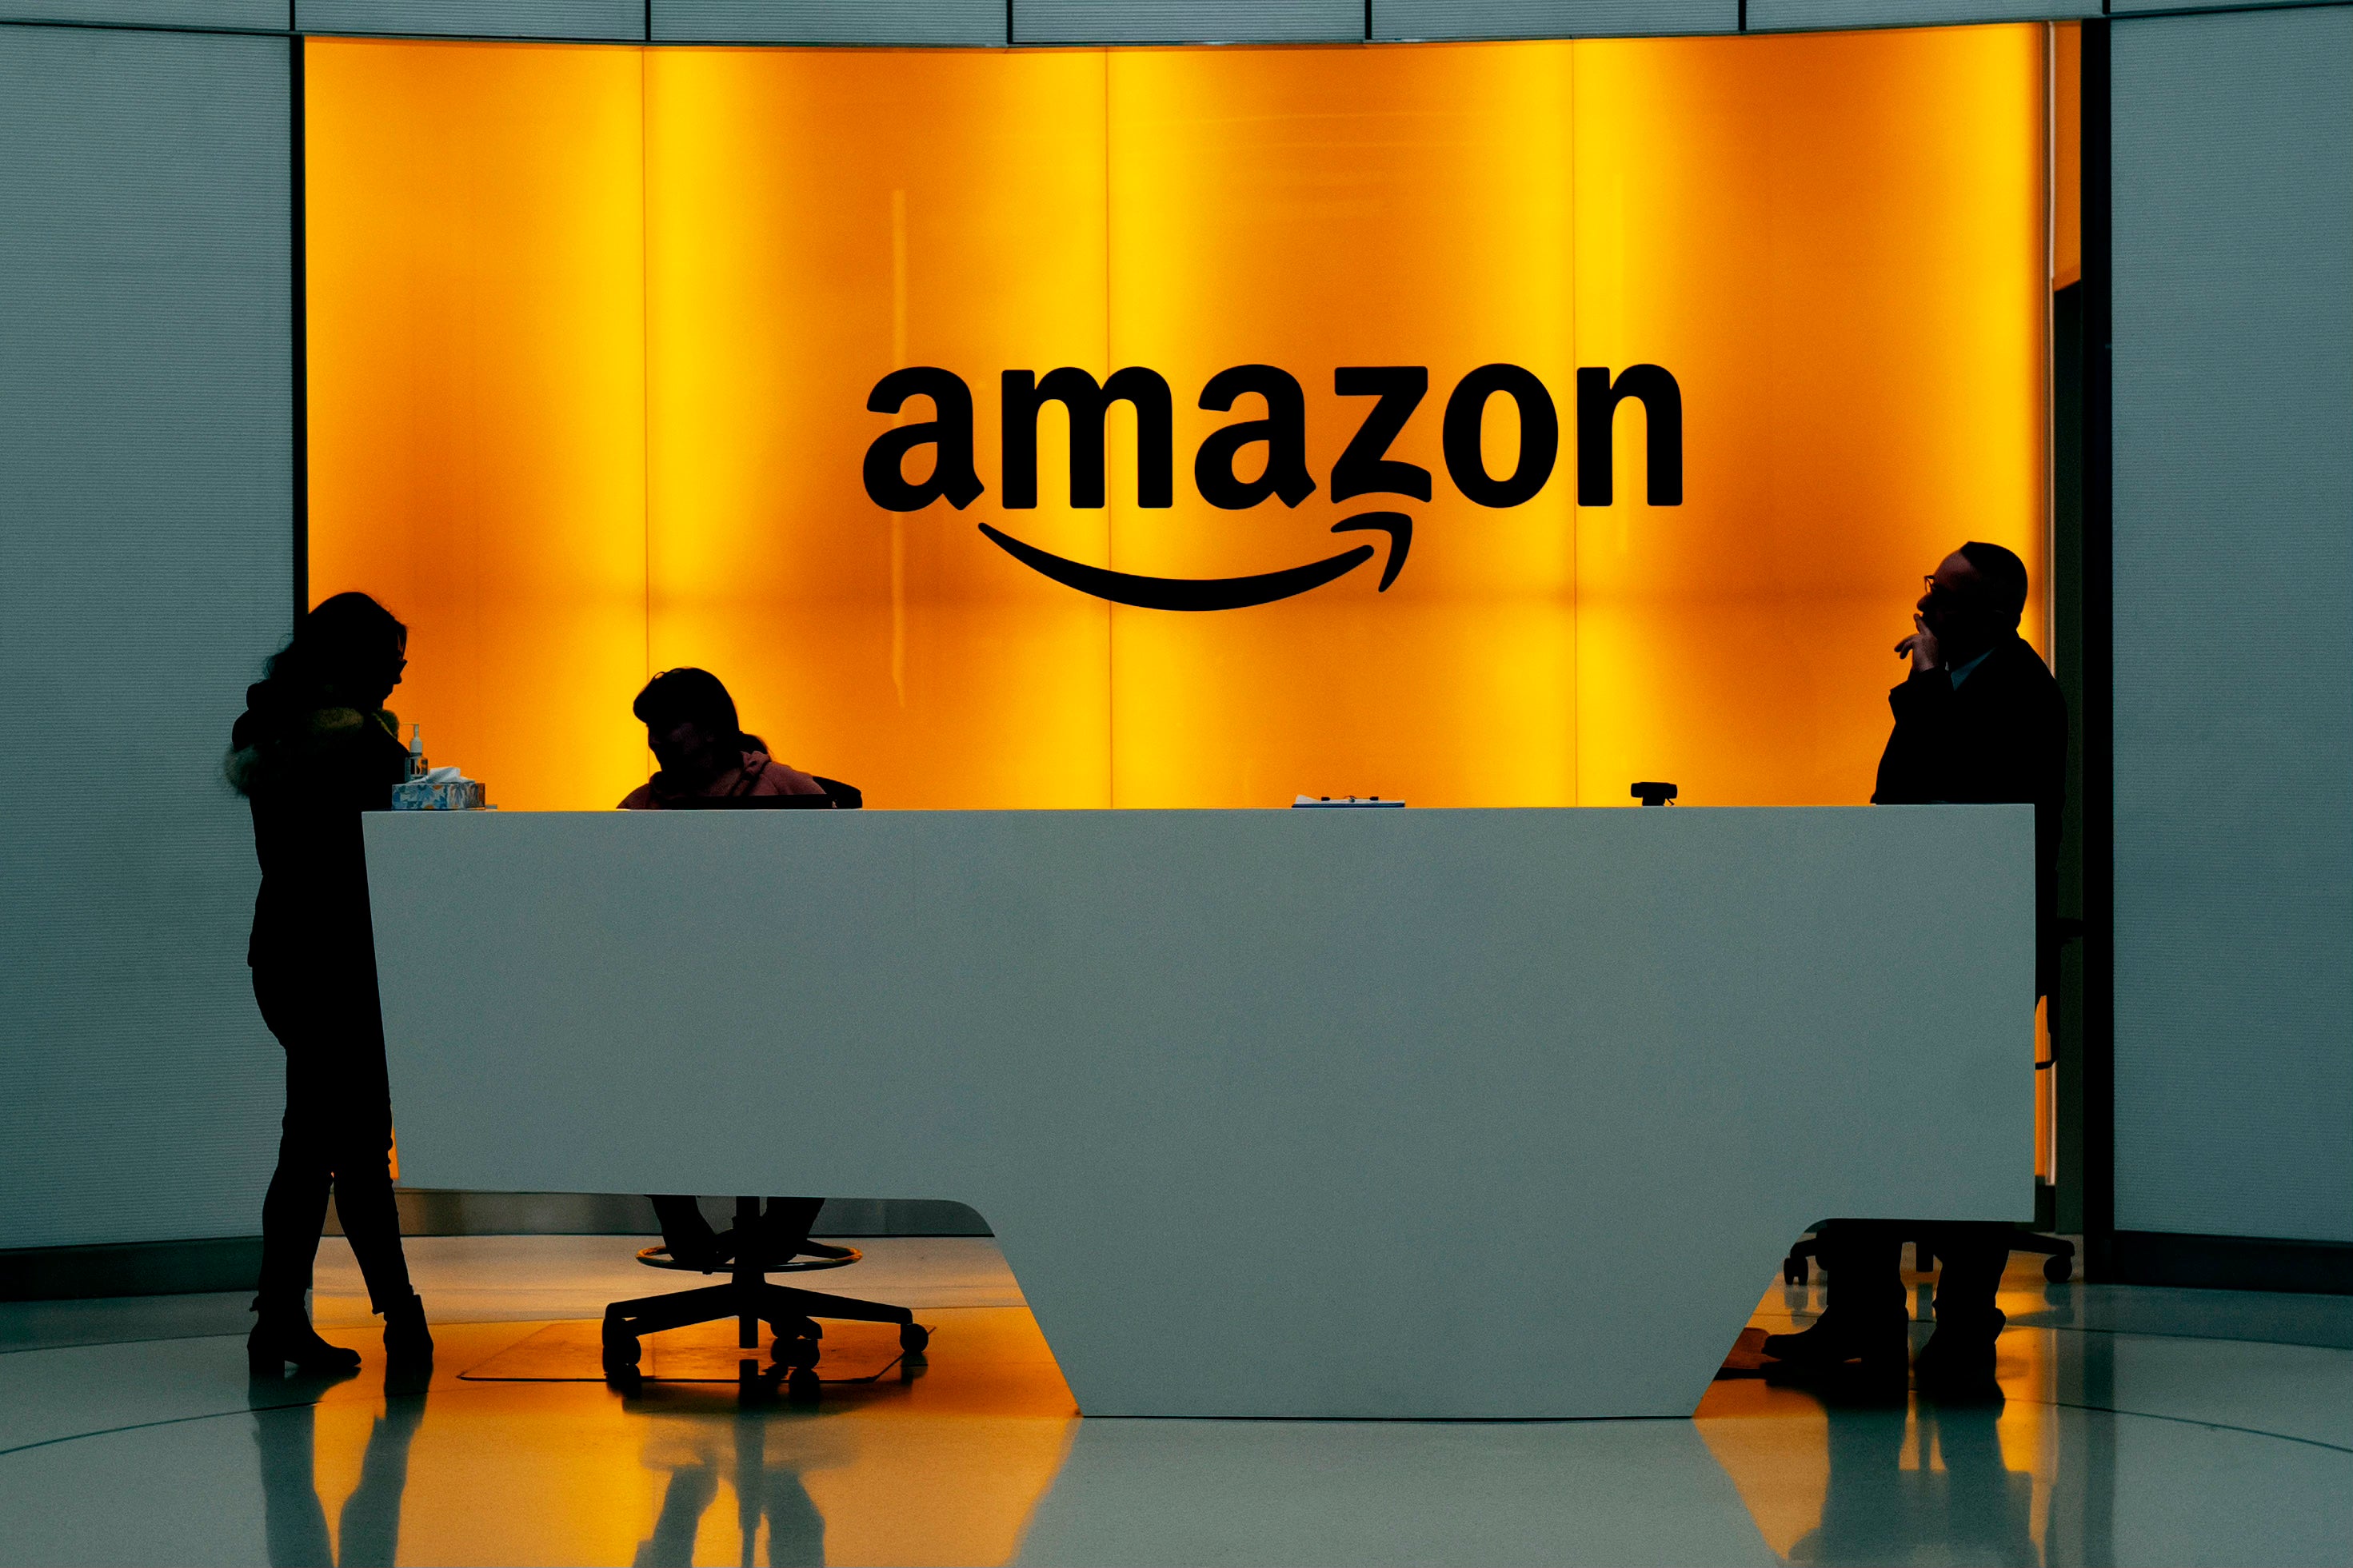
[1632,781,1679,807]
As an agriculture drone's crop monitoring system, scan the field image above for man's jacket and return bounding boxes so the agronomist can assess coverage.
[1873,633,2068,991]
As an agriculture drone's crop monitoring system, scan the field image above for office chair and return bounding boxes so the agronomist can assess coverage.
[601,1195,930,1398]
[602,776,925,1397]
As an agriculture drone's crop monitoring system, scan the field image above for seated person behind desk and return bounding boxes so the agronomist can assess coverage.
[620,666,847,1267]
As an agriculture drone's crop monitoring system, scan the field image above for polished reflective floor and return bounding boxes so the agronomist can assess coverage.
[3,1237,2350,1565]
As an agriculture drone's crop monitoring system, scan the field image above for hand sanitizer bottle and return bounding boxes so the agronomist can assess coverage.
[406,724,426,783]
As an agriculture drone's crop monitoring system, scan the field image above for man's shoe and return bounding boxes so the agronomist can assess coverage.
[1760,1311,1911,1371]
[1914,1309,2003,1402]
[1915,1359,2003,1403]
[249,1298,362,1377]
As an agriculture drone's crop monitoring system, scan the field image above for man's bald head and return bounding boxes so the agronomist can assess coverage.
[1956,541,2030,628]
[1915,543,2027,668]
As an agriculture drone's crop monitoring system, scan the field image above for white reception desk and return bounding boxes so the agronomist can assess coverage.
[365,805,2033,1419]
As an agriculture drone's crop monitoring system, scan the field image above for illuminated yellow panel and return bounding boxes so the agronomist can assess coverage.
[307,30,2049,813]
[1105,44,1580,808]
[1573,27,2048,807]
[644,49,1113,807]
[306,39,651,812]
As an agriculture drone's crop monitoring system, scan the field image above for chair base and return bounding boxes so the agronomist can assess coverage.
[601,1279,932,1393]
[601,1193,931,1396]
[602,1195,931,1392]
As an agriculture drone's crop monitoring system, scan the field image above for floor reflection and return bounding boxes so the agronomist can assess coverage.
[231,1307,1077,1567]
[1012,1414,1776,1566]
[1786,1398,2035,1566]
[11,1238,2353,1566]
[251,1376,427,1568]
[632,1411,824,1568]
[1700,1255,2147,1566]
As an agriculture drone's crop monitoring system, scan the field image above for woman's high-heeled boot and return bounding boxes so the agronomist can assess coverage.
[250,1296,362,1377]
[382,1293,433,1369]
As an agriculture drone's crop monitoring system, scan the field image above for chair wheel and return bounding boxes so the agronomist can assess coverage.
[2044,1254,2074,1283]
[775,1336,819,1371]
[601,1333,641,1367]
[786,1366,820,1401]
[1782,1256,1807,1287]
[602,1349,642,1386]
[900,1323,930,1355]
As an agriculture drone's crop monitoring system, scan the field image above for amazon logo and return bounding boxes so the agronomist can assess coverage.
[862,362,1681,611]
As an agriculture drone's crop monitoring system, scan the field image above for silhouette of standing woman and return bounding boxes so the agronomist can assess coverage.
[228,592,431,1376]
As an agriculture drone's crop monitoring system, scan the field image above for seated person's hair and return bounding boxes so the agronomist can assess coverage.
[630,667,767,756]
[1957,541,2030,627]
[632,667,765,755]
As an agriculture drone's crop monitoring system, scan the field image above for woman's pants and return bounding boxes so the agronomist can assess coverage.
[254,965,414,1313]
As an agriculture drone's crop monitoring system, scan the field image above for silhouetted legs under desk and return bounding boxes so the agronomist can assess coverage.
[1916,1223,2011,1332]
[649,1195,825,1264]
[1812,1222,2015,1319]
[1764,1221,2011,1390]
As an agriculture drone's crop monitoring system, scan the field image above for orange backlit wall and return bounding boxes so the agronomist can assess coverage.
[307,30,2050,812]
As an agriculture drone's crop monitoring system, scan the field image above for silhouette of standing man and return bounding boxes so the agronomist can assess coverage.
[1764,541,2066,1398]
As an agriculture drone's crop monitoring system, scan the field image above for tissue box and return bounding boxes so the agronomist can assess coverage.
[392,776,486,811]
